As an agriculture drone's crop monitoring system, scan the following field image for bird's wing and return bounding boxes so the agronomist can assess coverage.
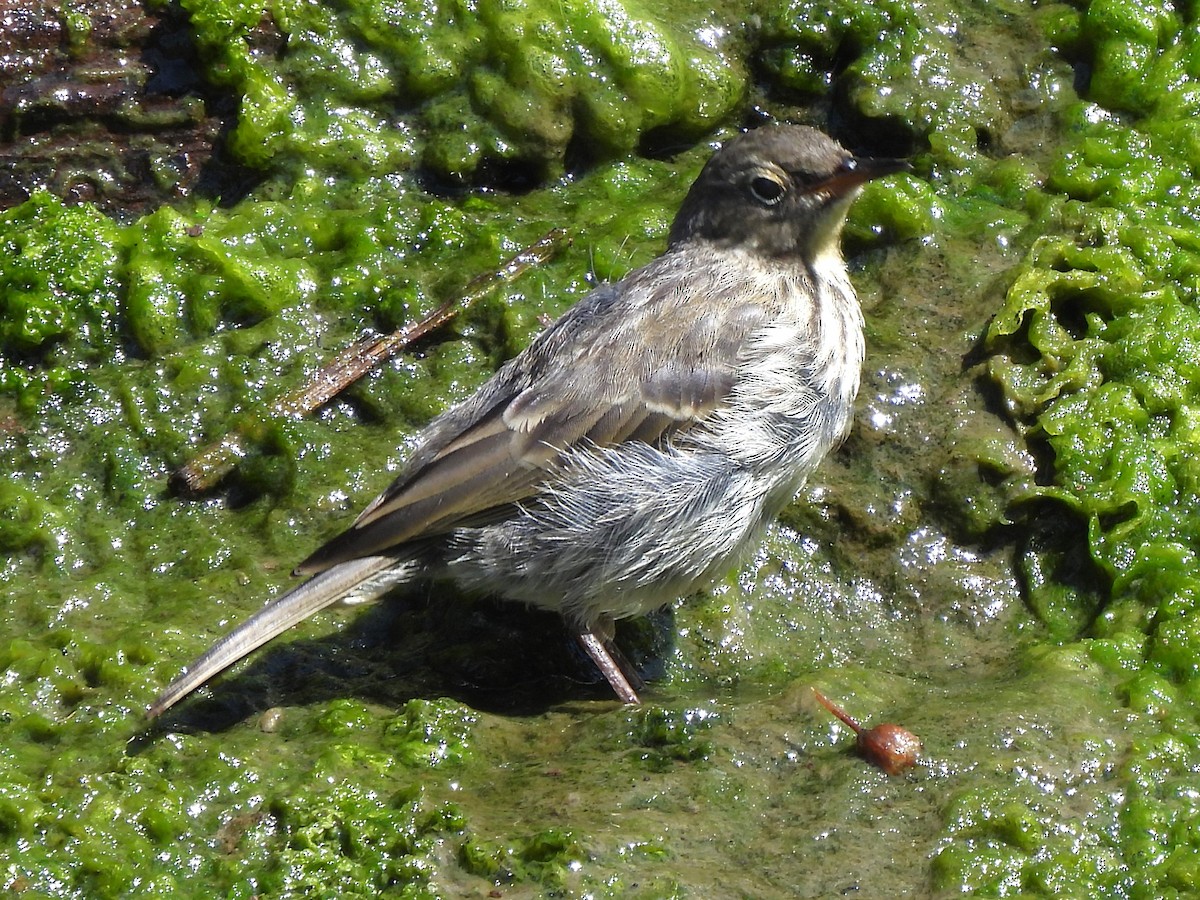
[296,253,779,574]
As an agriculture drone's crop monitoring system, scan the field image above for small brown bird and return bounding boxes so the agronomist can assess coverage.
[149,125,906,718]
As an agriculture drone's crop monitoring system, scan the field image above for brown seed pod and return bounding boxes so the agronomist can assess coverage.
[811,687,922,776]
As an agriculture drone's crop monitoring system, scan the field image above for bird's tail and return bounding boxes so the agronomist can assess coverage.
[147,554,407,719]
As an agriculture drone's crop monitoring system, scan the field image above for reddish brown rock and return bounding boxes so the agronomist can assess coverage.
[0,0,261,215]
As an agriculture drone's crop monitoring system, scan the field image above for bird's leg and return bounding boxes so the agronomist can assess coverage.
[574,622,642,704]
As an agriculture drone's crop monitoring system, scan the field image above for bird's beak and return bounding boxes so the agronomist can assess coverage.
[811,156,912,198]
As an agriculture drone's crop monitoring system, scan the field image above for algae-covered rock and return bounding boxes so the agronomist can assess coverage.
[761,0,1008,144]
[183,0,747,180]
[2,0,1200,896]
[0,192,121,357]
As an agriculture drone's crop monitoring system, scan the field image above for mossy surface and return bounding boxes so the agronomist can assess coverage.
[2,0,1200,895]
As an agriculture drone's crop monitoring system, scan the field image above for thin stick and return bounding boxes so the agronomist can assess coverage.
[810,686,863,734]
[173,228,569,494]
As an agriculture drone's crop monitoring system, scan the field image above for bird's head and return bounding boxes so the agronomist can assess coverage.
[668,125,909,263]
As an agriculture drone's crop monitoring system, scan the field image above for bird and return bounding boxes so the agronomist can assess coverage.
[148,124,908,718]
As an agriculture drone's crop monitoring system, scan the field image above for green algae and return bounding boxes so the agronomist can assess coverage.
[761,0,1010,146]
[947,1,1200,895]
[0,193,122,360]
[180,0,747,181]
[3,0,1200,895]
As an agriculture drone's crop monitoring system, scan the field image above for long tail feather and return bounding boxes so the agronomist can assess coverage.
[148,555,404,719]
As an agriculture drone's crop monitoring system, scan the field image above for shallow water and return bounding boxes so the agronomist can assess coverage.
[3,0,1199,895]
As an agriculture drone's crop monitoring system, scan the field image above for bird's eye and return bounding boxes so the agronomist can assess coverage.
[748,175,786,206]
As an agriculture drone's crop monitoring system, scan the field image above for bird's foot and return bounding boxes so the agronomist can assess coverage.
[574,629,642,704]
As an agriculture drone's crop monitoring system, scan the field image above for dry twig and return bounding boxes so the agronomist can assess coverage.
[172,228,569,494]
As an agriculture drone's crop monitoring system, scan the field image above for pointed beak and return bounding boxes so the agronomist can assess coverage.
[810,156,911,198]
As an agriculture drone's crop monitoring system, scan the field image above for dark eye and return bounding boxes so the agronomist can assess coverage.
[748,175,786,206]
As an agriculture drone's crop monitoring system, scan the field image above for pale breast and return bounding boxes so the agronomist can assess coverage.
[689,247,864,484]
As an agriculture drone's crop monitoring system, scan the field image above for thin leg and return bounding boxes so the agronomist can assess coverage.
[575,630,642,704]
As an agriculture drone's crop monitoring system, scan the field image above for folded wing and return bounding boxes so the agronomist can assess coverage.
[297,255,777,574]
